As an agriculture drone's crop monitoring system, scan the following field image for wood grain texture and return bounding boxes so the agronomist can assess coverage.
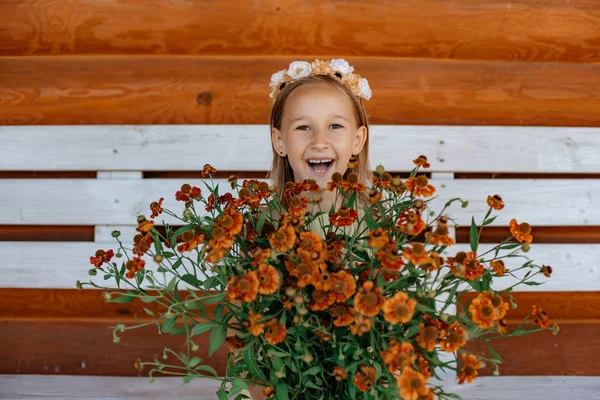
[2,0,600,63]
[1,56,600,126]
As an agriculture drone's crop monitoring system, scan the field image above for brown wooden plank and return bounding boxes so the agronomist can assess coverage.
[0,225,94,242]
[2,0,600,63]
[0,320,229,376]
[455,226,600,244]
[467,323,600,376]
[1,56,600,126]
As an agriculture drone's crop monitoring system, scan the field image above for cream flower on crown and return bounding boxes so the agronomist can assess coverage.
[357,78,372,100]
[270,70,286,89]
[330,59,354,74]
[287,61,312,80]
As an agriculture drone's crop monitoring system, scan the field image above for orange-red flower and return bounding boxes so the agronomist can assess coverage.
[149,198,164,219]
[490,259,506,276]
[90,249,115,268]
[353,365,376,392]
[509,218,533,244]
[425,216,455,246]
[327,270,357,303]
[333,366,348,381]
[439,321,468,352]
[381,339,415,373]
[256,264,280,295]
[531,305,551,328]
[487,194,505,210]
[205,246,226,264]
[226,271,259,303]
[330,304,355,327]
[268,226,296,252]
[368,228,389,249]
[349,314,372,336]
[397,210,427,236]
[541,265,553,278]
[368,190,382,205]
[175,183,201,206]
[383,292,417,325]
[326,239,346,262]
[177,234,205,253]
[225,335,246,350]
[463,251,484,281]
[308,289,335,311]
[457,353,482,384]
[378,245,406,271]
[288,196,310,216]
[354,281,385,317]
[243,310,264,336]
[340,173,366,192]
[200,163,217,178]
[208,227,235,250]
[133,232,154,255]
[329,207,359,227]
[397,367,430,400]
[251,248,271,266]
[125,256,145,279]
[413,155,431,168]
[264,318,287,345]
[468,293,496,329]
[415,322,440,352]
[403,243,431,266]
[416,353,432,379]
[404,175,436,198]
[216,212,243,236]
[136,216,155,233]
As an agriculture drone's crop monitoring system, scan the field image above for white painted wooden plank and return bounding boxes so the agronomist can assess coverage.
[1,178,597,226]
[97,172,143,180]
[0,242,596,290]
[1,125,599,173]
[0,375,599,400]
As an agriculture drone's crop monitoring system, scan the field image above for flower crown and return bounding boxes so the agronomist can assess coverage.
[269,58,372,102]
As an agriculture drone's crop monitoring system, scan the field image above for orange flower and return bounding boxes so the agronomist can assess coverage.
[349,314,372,336]
[457,353,482,384]
[353,365,376,392]
[531,305,551,328]
[463,251,484,281]
[425,216,455,246]
[251,248,271,266]
[257,264,280,295]
[333,366,348,381]
[468,294,496,329]
[216,212,243,236]
[509,218,533,244]
[328,270,357,303]
[329,207,359,227]
[347,155,360,169]
[133,232,154,255]
[136,216,155,233]
[200,163,217,178]
[413,155,431,168]
[439,321,467,352]
[383,292,417,325]
[487,194,505,210]
[243,310,264,336]
[326,239,345,262]
[264,318,287,345]
[175,183,201,206]
[354,281,385,317]
[149,198,164,219]
[268,226,296,252]
[299,231,325,252]
[177,234,205,253]
[416,353,432,379]
[397,210,427,236]
[420,251,444,272]
[397,367,430,400]
[330,304,355,327]
[415,322,440,352]
[309,289,335,311]
[403,243,431,266]
[226,271,259,303]
[541,265,553,278]
[125,256,145,279]
[288,196,309,216]
[404,175,436,198]
[205,246,226,264]
[490,259,506,276]
[368,228,390,249]
[381,339,415,373]
[340,173,366,192]
[225,335,246,350]
[368,190,382,205]
[378,245,406,271]
[208,227,235,250]
[90,249,115,268]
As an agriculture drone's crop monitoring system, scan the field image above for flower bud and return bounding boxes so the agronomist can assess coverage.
[427,290,437,298]
[440,313,449,322]
[293,315,301,325]
[115,252,123,258]
[88,268,97,276]
[285,287,297,297]
[235,264,244,272]
[76,280,83,290]
[338,354,345,361]
[462,201,469,208]
[111,230,121,238]
[521,243,531,252]
[303,322,310,328]
[375,165,385,175]
[293,294,305,305]
[183,209,193,221]
[165,311,174,319]
[275,371,286,379]
[367,346,374,353]
[552,323,560,336]
[153,254,164,263]
[113,336,120,344]
[191,342,199,351]
[298,307,308,316]
[149,377,155,383]
[302,354,314,363]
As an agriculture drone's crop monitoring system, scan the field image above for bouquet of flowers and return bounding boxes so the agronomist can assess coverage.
[79,155,558,400]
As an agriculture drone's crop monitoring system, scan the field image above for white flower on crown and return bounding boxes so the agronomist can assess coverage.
[270,69,286,89]
[329,58,354,74]
[287,61,312,80]
[357,78,372,100]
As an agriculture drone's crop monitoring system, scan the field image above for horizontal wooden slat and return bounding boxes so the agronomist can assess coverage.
[0,320,229,377]
[2,0,600,64]
[1,376,599,400]
[1,57,600,126]
[456,226,600,244]
[1,241,597,290]
[1,178,597,226]
[2,125,600,172]
[0,225,94,242]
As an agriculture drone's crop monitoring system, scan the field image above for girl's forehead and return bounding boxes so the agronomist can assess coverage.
[284,85,354,118]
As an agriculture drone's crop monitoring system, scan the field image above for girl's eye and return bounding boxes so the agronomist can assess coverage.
[295,124,343,130]
[331,124,343,129]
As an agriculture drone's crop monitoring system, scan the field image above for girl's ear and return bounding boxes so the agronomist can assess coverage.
[352,125,368,154]
[271,127,286,156]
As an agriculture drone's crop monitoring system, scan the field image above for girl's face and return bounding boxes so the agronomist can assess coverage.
[271,83,368,190]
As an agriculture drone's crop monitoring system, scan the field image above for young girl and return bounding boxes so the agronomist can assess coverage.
[231,58,373,399]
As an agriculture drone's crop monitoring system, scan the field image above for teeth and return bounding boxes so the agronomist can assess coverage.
[308,159,333,164]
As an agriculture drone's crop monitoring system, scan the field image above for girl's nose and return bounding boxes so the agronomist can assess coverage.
[310,128,329,150]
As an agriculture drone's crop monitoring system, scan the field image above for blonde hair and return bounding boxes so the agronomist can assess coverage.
[267,74,372,202]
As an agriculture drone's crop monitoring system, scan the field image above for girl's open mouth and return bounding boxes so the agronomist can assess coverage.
[307,158,334,175]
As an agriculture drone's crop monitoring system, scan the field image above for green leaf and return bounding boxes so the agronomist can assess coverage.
[182,375,198,384]
[143,308,155,317]
[216,389,228,400]
[163,251,176,259]
[188,357,202,368]
[194,364,218,376]
[208,325,226,357]
[364,210,378,230]
[191,323,214,336]
[256,212,267,235]
[181,274,203,288]
[302,366,321,376]
[244,348,268,383]
[470,217,479,253]
[522,281,543,286]
[161,316,177,334]
[151,230,163,255]
[483,215,498,226]
[405,323,421,339]
[170,224,196,249]
[276,382,289,400]
[486,341,505,363]
[201,292,226,305]
[481,270,492,291]
[106,293,137,303]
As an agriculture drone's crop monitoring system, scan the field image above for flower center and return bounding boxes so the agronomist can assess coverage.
[480,305,494,318]
[407,212,419,224]
[447,331,462,344]
[338,207,350,218]
[394,303,409,318]
[312,290,327,302]
[297,263,310,275]
[436,225,449,236]
[415,175,428,188]
[274,231,286,243]
[334,305,347,316]
[258,272,270,285]
[218,215,233,228]
[333,281,346,293]
[464,366,475,376]
[238,278,250,292]
[363,293,378,307]
[423,326,439,340]
[300,239,313,250]
[394,353,410,368]
[412,243,425,256]
[409,377,423,390]
[491,295,503,307]
[467,259,479,270]
[519,222,531,234]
